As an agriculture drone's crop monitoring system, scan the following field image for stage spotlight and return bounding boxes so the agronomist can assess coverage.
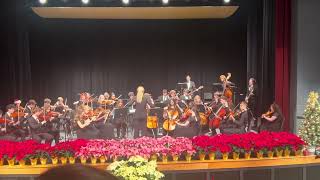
[122,0,129,5]
[39,0,47,4]
[162,0,169,4]
[82,0,90,4]
[223,0,231,3]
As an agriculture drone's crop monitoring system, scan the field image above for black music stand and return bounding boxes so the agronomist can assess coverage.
[113,107,129,138]
[149,107,164,122]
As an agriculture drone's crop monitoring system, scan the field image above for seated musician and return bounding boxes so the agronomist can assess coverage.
[222,101,249,134]
[169,90,180,102]
[42,98,60,144]
[260,103,284,132]
[75,105,99,139]
[163,99,183,136]
[24,99,37,119]
[0,104,20,141]
[208,96,231,135]
[180,89,192,102]
[157,89,170,104]
[114,99,127,139]
[175,101,199,138]
[211,91,222,112]
[27,107,54,144]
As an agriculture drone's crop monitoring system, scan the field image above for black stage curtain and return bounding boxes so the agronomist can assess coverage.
[247,0,275,115]
[0,0,274,111]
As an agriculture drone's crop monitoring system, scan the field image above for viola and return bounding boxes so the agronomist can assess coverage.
[11,107,25,118]
[262,111,273,118]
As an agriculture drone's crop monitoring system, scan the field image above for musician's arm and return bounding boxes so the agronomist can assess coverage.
[147,95,155,108]
[263,115,277,122]
[77,120,89,128]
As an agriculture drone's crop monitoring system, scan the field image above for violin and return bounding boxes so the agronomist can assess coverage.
[11,106,26,118]
[38,111,60,121]
[262,111,273,118]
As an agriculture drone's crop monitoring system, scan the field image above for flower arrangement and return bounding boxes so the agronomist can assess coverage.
[108,156,164,180]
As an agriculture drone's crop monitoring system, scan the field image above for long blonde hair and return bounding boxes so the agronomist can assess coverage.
[136,86,145,103]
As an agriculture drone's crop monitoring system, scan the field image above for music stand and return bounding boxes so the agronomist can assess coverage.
[149,107,164,122]
[113,107,129,138]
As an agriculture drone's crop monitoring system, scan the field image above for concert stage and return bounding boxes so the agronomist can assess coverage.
[0,156,319,180]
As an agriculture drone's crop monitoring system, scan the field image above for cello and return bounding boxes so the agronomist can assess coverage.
[209,105,226,129]
[163,109,180,132]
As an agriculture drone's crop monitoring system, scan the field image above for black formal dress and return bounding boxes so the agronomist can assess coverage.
[260,112,283,132]
[76,121,99,139]
[221,111,248,134]
[127,94,154,138]
[174,116,198,138]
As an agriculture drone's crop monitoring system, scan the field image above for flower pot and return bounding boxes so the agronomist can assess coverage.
[222,153,229,160]
[284,149,291,157]
[294,150,302,156]
[91,157,97,164]
[99,156,107,163]
[199,153,206,161]
[267,151,274,158]
[172,155,179,162]
[256,152,264,159]
[185,154,192,162]
[51,157,58,165]
[209,152,215,160]
[80,157,87,164]
[150,154,157,161]
[232,152,240,160]
[276,150,283,157]
[30,158,38,166]
[40,158,47,165]
[69,157,76,164]
[19,160,26,167]
[244,152,251,160]
[60,157,67,164]
[112,156,118,162]
[7,158,15,166]
[162,155,168,163]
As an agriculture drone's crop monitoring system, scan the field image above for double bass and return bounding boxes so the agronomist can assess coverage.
[223,73,233,99]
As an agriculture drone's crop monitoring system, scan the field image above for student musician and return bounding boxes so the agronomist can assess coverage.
[180,89,192,102]
[126,86,155,138]
[208,96,231,135]
[24,99,37,119]
[163,99,183,136]
[260,103,284,132]
[175,101,199,138]
[219,73,235,103]
[169,90,180,102]
[75,105,99,139]
[0,104,21,141]
[245,78,258,117]
[42,98,60,144]
[113,99,127,139]
[184,74,196,92]
[222,101,249,134]
[157,89,170,104]
[27,107,54,144]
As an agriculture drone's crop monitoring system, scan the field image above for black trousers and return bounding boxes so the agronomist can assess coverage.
[32,133,54,144]
[133,118,156,138]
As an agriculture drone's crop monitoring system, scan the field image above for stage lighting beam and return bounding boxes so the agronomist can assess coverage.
[82,0,90,4]
[39,0,47,5]
[122,0,129,5]
[162,0,169,5]
[224,0,231,3]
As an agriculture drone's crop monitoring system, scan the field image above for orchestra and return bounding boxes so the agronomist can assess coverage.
[0,73,285,144]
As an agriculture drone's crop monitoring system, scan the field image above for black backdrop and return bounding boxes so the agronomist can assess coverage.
[0,0,272,111]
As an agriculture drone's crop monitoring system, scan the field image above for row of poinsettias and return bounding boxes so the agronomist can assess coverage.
[0,131,306,166]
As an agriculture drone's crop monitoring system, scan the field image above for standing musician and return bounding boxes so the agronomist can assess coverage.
[41,98,60,144]
[126,86,155,138]
[219,73,235,103]
[27,107,54,144]
[260,103,284,132]
[222,101,249,134]
[0,104,21,141]
[245,78,258,117]
[74,105,99,139]
[184,75,196,92]
[157,89,170,104]
[113,99,127,139]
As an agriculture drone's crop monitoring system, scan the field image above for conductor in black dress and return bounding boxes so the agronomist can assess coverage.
[127,86,155,138]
